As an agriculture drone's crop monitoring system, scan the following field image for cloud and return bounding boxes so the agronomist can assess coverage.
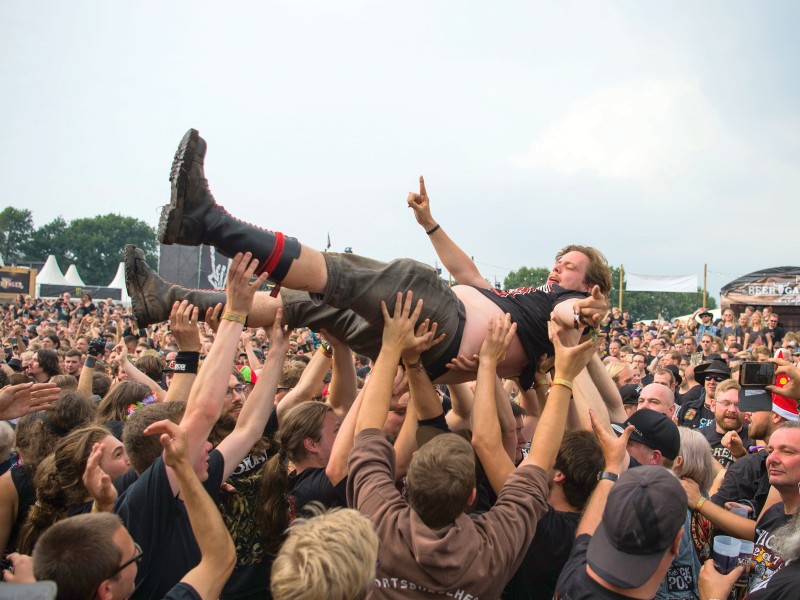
[514,79,722,181]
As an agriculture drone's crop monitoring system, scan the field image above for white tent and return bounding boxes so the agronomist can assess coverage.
[35,255,69,298]
[64,264,86,286]
[107,262,131,306]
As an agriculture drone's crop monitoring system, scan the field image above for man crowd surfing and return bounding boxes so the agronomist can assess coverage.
[1,129,800,600]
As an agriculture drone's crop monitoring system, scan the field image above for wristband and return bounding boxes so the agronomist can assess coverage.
[425,224,441,235]
[170,351,200,374]
[597,471,619,483]
[318,341,333,358]
[221,312,247,326]
[84,356,97,369]
[551,378,573,392]
[403,359,424,372]
[695,496,707,511]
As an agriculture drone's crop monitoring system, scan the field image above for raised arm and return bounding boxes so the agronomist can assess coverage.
[323,330,359,420]
[276,347,331,420]
[522,321,602,472]
[118,343,167,401]
[407,176,489,288]
[217,309,287,480]
[470,314,518,494]
[164,301,205,403]
[179,252,268,488]
[575,409,632,537]
[145,419,236,600]
[355,292,432,434]
[240,329,264,371]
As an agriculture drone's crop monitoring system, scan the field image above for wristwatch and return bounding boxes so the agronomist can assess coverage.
[597,471,619,483]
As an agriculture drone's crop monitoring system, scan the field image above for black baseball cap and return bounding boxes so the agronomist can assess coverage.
[587,466,687,588]
[615,408,680,460]
[619,384,641,406]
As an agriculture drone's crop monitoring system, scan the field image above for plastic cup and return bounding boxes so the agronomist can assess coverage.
[735,540,754,588]
[713,536,742,574]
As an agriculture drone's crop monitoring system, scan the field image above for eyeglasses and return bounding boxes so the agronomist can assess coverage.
[111,542,143,576]
[716,399,740,409]
[707,375,727,383]
[225,384,248,397]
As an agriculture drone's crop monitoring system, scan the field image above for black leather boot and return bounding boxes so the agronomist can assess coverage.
[158,129,301,284]
[125,245,227,328]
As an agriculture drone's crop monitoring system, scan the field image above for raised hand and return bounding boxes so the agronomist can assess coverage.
[573,285,609,329]
[380,291,431,355]
[268,308,289,357]
[82,442,118,510]
[401,318,446,365]
[407,175,437,230]
[766,360,800,401]
[226,252,270,317]
[590,408,631,473]
[204,303,224,333]
[478,313,517,366]
[143,419,189,469]
[0,382,61,420]
[549,320,604,381]
[170,300,201,352]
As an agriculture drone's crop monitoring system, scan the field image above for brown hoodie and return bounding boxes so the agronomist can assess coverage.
[348,429,549,599]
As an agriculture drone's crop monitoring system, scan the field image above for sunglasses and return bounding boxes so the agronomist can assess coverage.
[707,375,727,383]
[111,542,143,576]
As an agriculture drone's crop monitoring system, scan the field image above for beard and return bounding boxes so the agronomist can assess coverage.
[716,413,743,432]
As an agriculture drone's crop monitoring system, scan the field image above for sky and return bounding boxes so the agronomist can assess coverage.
[2,1,799,305]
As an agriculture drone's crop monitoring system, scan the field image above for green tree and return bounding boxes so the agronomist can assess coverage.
[0,207,35,262]
[61,214,158,284]
[23,216,71,264]
[503,266,551,290]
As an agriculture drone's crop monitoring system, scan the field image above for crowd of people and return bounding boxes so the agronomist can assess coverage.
[1,129,799,600]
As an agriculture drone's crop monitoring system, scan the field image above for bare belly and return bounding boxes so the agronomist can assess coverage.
[431,285,529,384]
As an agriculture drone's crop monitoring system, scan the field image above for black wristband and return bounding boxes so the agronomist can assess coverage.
[84,356,97,369]
[170,351,200,374]
[426,224,441,235]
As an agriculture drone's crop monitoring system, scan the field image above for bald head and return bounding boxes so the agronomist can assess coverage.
[637,383,676,418]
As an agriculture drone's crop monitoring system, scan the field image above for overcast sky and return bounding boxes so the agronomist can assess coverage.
[2,1,798,304]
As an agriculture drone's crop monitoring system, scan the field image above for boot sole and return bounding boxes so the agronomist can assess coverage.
[124,244,152,329]
[158,129,199,245]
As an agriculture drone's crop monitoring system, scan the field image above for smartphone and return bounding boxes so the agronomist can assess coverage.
[739,361,775,388]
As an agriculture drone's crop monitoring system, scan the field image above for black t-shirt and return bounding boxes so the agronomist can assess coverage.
[710,450,769,516]
[164,582,202,600]
[675,385,702,407]
[219,448,273,600]
[289,467,347,515]
[677,393,714,429]
[750,502,792,592]
[475,284,588,389]
[749,559,800,599]
[504,507,581,600]
[3,466,35,557]
[115,449,225,600]
[699,424,753,469]
[555,533,631,600]
[765,326,786,347]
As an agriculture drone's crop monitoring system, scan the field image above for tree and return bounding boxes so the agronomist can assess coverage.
[503,266,551,290]
[0,207,35,263]
[23,216,71,263]
[61,214,158,284]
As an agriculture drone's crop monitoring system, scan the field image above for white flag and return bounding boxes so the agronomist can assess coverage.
[626,273,698,293]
